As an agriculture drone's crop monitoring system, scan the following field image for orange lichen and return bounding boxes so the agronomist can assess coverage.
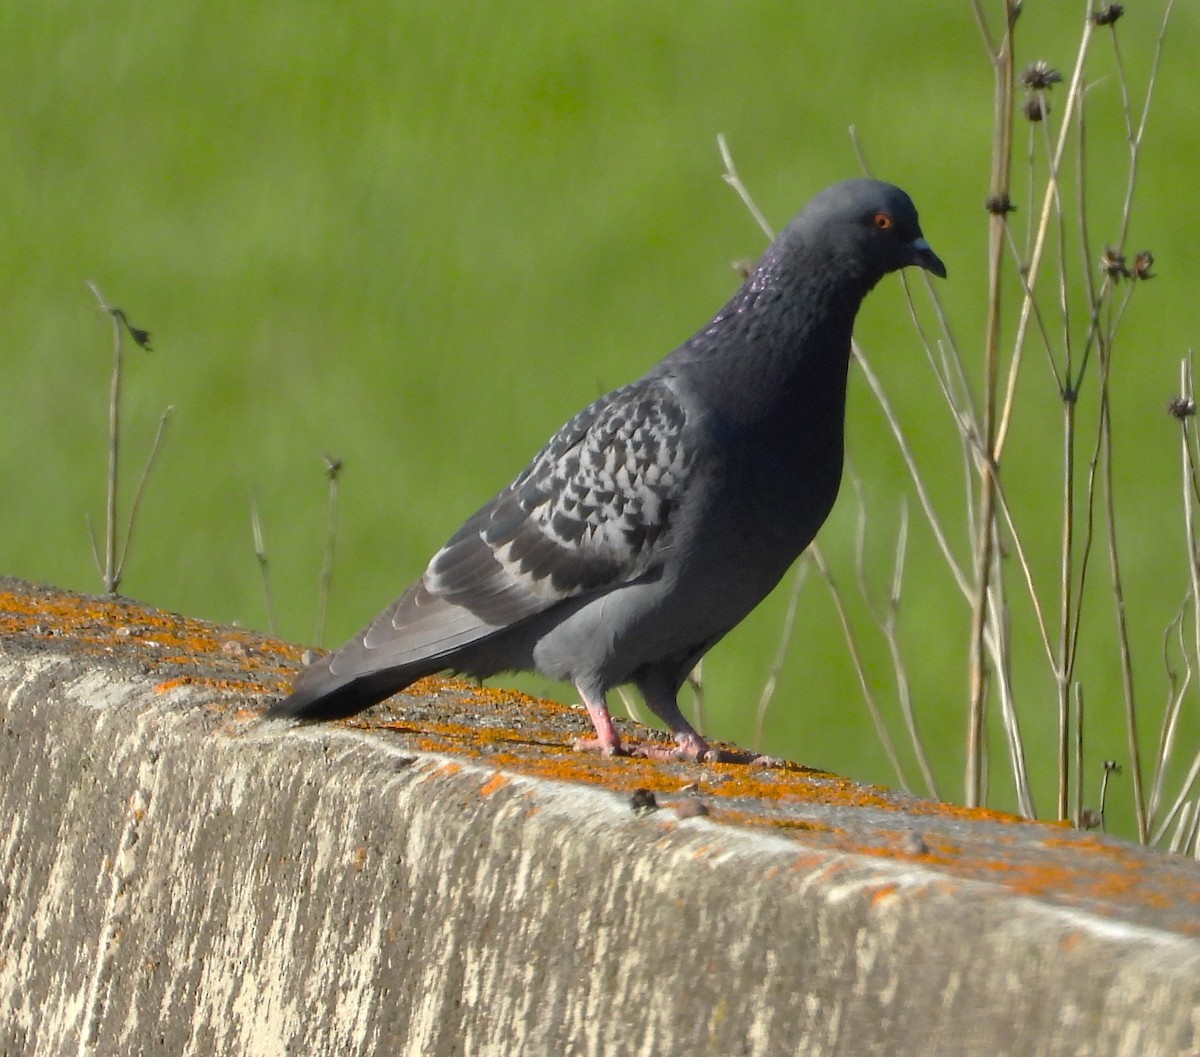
[5,577,1199,935]
[870,884,900,905]
[479,773,510,797]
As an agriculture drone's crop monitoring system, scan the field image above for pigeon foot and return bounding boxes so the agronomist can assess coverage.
[633,731,713,762]
[573,735,630,757]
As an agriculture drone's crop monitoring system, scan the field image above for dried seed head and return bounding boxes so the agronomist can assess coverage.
[1132,250,1155,280]
[985,193,1017,216]
[1091,4,1124,27]
[1098,246,1129,280]
[1077,808,1102,830]
[1168,396,1196,420]
[1021,61,1062,91]
[1022,95,1049,122]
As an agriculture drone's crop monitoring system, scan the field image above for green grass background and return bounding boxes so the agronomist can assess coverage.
[5,1,1199,838]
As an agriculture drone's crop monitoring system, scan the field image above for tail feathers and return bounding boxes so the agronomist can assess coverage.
[267,580,512,723]
[266,658,436,722]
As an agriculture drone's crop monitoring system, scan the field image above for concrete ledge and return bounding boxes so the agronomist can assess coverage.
[2,576,1198,1056]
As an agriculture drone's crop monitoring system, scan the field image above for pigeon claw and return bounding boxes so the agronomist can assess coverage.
[573,735,630,757]
[633,731,713,762]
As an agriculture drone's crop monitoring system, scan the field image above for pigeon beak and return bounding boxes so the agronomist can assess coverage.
[910,237,947,279]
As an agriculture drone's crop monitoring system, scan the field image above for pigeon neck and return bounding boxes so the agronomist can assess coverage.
[675,251,869,435]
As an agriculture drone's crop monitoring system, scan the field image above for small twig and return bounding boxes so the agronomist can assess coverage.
[85,514,102,577]
[1151,746,1200,847]
[994,15,1096,460]
[1151,357,1200,828]
[85,280,155,596]
[966,0,1019,809]
[1072,682,1084,827]
[1167,801,1194,855]
[1110,0,1176,252]
[87,281,125,595]
[1097,337,1148,842]
[686,656,707,735]
[1057,393,1076,823]
[250,489,278,636]
[848,478,940,800]
[851,344,970,599]
[753,559,809,751]
[314,454,343,647]
[983,553,1036,817]
[1150,599,1191,824]
[1098,758,1121,831]
[811,542,911,793]
[615,686,648,728]
[115,407,173,582]
[886,502,940,799]
[716,134,775,241]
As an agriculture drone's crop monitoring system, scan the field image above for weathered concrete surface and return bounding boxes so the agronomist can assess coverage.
[1,576,1198,1057]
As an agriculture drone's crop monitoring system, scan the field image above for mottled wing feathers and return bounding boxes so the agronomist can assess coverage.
[277,382,695,718]
[420,377,693,627]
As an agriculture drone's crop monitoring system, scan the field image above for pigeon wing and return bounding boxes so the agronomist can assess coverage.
[277,377,696,717]
[404,376,694,636]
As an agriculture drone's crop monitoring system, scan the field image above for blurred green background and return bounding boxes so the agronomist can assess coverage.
[5,1,1199,838]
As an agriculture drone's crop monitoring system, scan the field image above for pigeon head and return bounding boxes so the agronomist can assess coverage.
[783,178,946,290]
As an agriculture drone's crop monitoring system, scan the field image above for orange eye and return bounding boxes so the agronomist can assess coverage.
[873,212,893,230]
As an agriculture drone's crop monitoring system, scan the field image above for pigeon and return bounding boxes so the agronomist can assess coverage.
[269,178,945,759]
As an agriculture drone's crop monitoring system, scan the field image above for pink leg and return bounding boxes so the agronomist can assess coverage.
[572,685,628,756]
[636,677,714,762]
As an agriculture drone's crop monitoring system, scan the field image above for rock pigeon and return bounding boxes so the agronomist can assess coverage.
[269,179,945,759]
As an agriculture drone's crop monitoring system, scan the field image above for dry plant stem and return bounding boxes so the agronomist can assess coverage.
[1072,682,1084,825]
[104,318,122,593]
[987,474,1054,662]
[856,124,977,431]
[884,505,940,800]
[614,686,647,728]
[851,344,970,598]
[1149,360,1200,833]
[994,14,1095,460]
[250,490,277,635]
[1098,354,1148,842]
[753,559,809,752]
[811,542,911,792]
[117,407,173,579]
[1088,8,1173,843]
[86,280,125,595]
[984,546,1036,816]
[1097,761,1119,831]
[1152,606,1191,824]
[687,657,707,735]
[1110,0,1176,252]
[1057,396,1076,821]
[1152,364,1199,817]
[965,0,1017,809]
[1153,749,1200,847]
[1167,802,1193,855]
[716,133,775,241]
[315,456,342,647]
[848,477,939,800]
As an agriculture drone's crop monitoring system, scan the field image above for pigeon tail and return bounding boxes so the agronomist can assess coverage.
[266,657,440,722]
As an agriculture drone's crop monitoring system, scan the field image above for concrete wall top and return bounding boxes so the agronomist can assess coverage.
[1,576,1197,1056]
